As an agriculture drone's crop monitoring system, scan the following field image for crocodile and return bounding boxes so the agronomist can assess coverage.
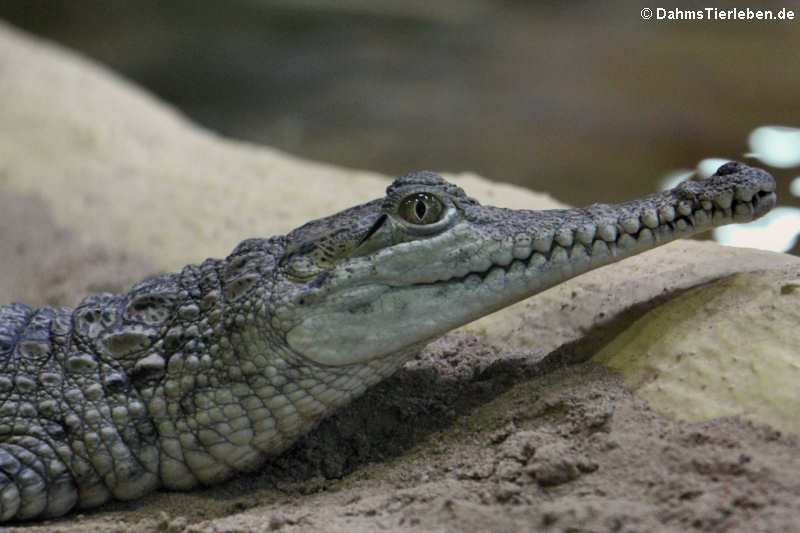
[0,161,776,521]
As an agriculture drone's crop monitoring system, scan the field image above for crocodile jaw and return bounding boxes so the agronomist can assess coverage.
[284,162,776,366]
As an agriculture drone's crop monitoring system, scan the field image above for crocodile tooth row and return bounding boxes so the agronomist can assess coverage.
[502,190,768,270]
[498,192,767,276]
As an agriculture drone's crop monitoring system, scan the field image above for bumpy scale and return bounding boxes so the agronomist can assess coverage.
[0,162,777,521]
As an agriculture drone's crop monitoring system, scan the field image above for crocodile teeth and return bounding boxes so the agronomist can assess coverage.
[713,191,733,209]
[465,273,482,288]
[508,261,525,277]
[575,224,596,244]
[570,244,589,264]
[701,200,712,210]
[551,246,568,264]
[597,223,617,242]
[620,216,640,234]
[529,252,546,268]
[638,227,654,245]
[618,233,636,249]
[641,209,659,229]
[752,193,771,212]
[471,255,493,272]
[532,236,553,253]
[485,267,506,289]
[491,250,513,267]
[677,201,693,216]
[512,234,532,260]
[736,186,759,202]
[694,210,709,226]
[555,229,574,247]
[591,239,610,260]
[658,205,675,223]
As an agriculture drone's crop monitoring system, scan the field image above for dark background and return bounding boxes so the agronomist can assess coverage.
[2,0,798,250]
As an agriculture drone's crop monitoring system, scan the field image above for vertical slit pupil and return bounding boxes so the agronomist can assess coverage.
[415,199,427,220]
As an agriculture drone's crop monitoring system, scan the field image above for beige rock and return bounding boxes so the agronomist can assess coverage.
[595,270,800,436]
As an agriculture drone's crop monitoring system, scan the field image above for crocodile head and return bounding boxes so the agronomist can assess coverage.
[271,162,776,367]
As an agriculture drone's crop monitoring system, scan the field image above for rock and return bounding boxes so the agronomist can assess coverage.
[595,270,800,436]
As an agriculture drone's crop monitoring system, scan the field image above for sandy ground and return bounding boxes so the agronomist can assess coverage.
[2,192,799,533]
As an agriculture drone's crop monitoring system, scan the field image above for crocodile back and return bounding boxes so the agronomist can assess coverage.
[0,301,160,519]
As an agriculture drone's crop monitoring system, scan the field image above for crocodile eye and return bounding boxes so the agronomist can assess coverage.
[397,193,444,225]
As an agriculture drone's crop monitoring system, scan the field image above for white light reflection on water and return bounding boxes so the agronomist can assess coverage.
[713,207,800,253]
[747,126,800,168]
[659,169,694,190]
[791,177,800,198]
[659,160,730,191]
[697,158,732,178]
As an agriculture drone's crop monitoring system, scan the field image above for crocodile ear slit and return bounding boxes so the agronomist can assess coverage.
[356,214,387,247]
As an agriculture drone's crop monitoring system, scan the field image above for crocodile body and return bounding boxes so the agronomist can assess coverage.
[0,162,776,521]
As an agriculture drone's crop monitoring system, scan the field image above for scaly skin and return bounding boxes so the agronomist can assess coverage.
[0,162,776,521]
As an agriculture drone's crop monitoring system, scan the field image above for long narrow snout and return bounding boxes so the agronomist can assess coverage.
[488,161,776,275]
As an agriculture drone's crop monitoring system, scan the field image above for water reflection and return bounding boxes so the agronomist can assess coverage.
[739,125,800,252]
[659,169,694,191]
[747,126,800,168]
[791,177,800,198]
[713,208,800,253]
[697,158,733,179]
[660,159,738,189]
